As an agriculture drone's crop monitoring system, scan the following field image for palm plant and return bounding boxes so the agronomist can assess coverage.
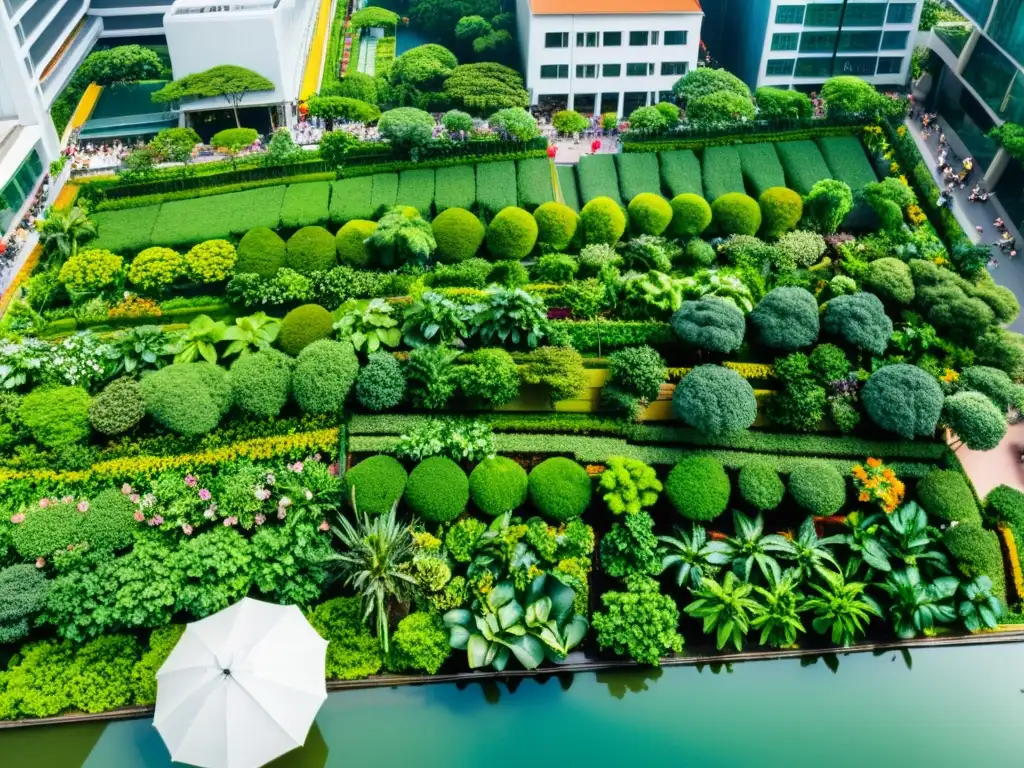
[719,511,789,584]
[878,567,958,640]
[829,510,891,579]
[773,517,841,582]
[326,501,417,653]
[37,206,96,264]
[657,523,730,589]
[878,502,950,575]
[221,312,281,357]
[684,570,764,651]
[804,569,881,647]
[958,576,1004,632]
[751,569,807,649]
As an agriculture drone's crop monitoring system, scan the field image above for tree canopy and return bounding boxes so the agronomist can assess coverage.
[351,6,400,29]
[442,62,528,114]
[152,65,275,127]
[80,45,163,85]
[148,127,201,164]
[306,96,381,126]
[672,68,751,103]
[409,0,501,48]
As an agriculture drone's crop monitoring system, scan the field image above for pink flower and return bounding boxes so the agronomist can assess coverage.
[39,498,49,509]
[143,493,156,507]
[134,511,145,522]
[147,518,158,526]
[77,501,89,513]
[204,507,216,520]
[223,517,232,527]
[266,473,276,486]
[130,494,141,504]
[254,487,272,501]
[277,508,287,520]
[35,557,45,568]
[279,496,292,508]
[185,474,198,487]
[304,489,313,501]
[153,514,164,525]
[313,453,322,462]
[289,461,304,474]
[328,463,340,476]
[319,520,330,532]
[10,513,24,524]
[255,513,266,526]
[198,488,211,501]
[182,523,193,535]
[122,483,133,495]
[222,516,238,527]
[62,495,73,504]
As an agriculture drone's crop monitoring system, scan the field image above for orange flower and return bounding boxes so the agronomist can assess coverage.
[858,492,871,502]
[867,457,882,468]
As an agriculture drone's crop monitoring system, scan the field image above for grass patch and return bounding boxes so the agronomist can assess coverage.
[90,205,161,254]
[148,186,285,248]
[279,181,331,228]
[434,165,476,212]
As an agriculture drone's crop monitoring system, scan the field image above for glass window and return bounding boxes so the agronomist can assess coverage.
[880,30,909,50]
[626,62,650,76]
[962,35,1024,123]
[604,31,622,46]
[841,3,887,26]
[800,31,838,52]
[629,31,649,46]
[838,30,881,51]
[834,56,878,75]
[875,56,903,74]
[766,58,796,76]
[775,4,805,23]
[576,64,597,78]
[603,63,621,76]
[804,3,843,26]
[953,0,995,26]
[651,31,660,45]
[989,0,1024,68]
[576,31,597,47]
[660,61,688,75]
[771,33,799,51]
[0,149,41,234]
[540,64,569,79]
[545,32,568,48]
[886,3,916,23]
[664,30,687,45]
[795,57,834,77]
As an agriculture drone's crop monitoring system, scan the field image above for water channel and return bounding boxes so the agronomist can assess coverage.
[1,641,1021,767]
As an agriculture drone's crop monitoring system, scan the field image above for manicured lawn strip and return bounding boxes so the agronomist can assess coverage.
[817,135,878,191]
[279,181,331,228]
[396,169,435,217]
[90,205,161,254]
[370,173,399,215]
[737,143,786,198]
[148,186,285,248]
[556,164,581,211]
[515,157,554,210]
[475,160,517,217]
[433,165,476,212]
[701,146,745,201]
[576,154,622,204]
[776,140,833,195]
[658,150,702,197]
[616,153,662,202]
[329,177,376,222]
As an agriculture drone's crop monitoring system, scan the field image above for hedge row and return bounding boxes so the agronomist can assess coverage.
[280,181,331,228]
[817,136,878,190]
[658,150,702,198]
[476,160,518,217]
[434,165,476,212]
[776,140,833,195]
[515,158,555,210]
[616,153,662,203]
[370,173,399,215]
[701,146,745,202]
[330,177,375,222]
[397,169,435,217]
[576,154,622,205]
[622,125,863,153]
[737,143,786,198]
[556,164,581,212]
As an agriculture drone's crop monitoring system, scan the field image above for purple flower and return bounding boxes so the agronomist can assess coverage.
[185,474,198,487]
[153,514,164,525]
[328,463,340,476]
[198,488,211,501]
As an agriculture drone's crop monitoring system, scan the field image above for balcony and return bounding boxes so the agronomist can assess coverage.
[933,22,972,57]
[29,0,88,68]
[40,15,103,108]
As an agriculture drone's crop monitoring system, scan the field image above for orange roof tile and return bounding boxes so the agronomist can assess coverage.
[530,0,701,13]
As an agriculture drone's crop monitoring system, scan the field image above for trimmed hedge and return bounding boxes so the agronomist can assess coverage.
[21,386,91,448]
[738,460,785,511]
[476,160,518,217]
[405,457,469,522]
[516,157,555,210]
[659,150,702,197]
[286,226,337,274]
[711,192,762,236]
[395,169,435,216]
[345,455,408,515]
[370,173,399,216]
[533,202,578,251]
[335,220,378,267]
[148,186,285,248]
[665,456,730,521]
[279,181,331,228]
[669,193,712,238]
[577,154,623,205]
[817,135,877,191]
[292,339,359,414]
[917,469,982,525]
[944,524,1007,604]
[580,196,627,245]
[627,193,673,236]
[701,146,744,202]
[528,457,592,521]
[788,461,846,515]
[330,177,376,222]
[139,363,232,435]
[236,227,286,277]
[90,206,161,254]
[470,456,529,516]
[434,165,477,212]
[230,349,292,419]
[556,164,581,212]
[776,141,832,195]
[737,143,786,198]
[432,207,485,263]
[616,153,662,202]
[278,303,334,356]
[486,206,539,259]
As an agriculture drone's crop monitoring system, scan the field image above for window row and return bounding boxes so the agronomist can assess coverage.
[765,55,904,77]
[774,2,917,27]
[540,62,689,79]
[545,30,688,48]
[771,29,909,52]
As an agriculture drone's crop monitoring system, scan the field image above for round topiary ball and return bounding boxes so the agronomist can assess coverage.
[470,457,528,516]
[81,489,136,553]
[286,226,338,274]
[486,207,539,260]
[672,365,757,437]
[405,457,469,522]
[355,352,406,411]
[432,208,485,263]
[738,461,785,512]
[628,193,673,236]
[139,363,232,435]
[749,286,820,350]
[278,303,334,356]
[711,192,762,236]
[665,456,730,521]
[20,386,91,449]
[861,363,943,439]
[230,349,292,418]
[788,462,846,516]
[528,457,592,521]
[292,339,358,414]
[684,238,716,267]
[89,378,146,436]
[863,257,915,305]
[236,227,286,277]
[533,202,578,251]
[345,455,408,515]
[12,501,84,559]
[916,469,982,525]
[671,296,746,354]
[670,193,713,238]
[758,187,803,239]
[335,220,377,268]
[580,197,627,245]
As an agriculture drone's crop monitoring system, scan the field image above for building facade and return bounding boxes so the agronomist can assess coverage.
[703,0,922,90]
[87,0,176,38]
[514,0,703,117]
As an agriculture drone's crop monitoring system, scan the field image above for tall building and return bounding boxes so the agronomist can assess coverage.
[88,0,176,38]
[514,0,704,117]
[702,0,922,90]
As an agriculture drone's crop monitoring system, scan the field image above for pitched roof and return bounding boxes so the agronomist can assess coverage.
[529,0,701,14]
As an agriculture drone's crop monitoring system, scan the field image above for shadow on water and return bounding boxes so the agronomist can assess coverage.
[595,666,663,699]
[453,671,576,704]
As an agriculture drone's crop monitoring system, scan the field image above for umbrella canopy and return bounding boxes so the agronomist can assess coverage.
[154,597,328,768]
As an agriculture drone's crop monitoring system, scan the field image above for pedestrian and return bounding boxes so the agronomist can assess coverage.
[591,138,601,154]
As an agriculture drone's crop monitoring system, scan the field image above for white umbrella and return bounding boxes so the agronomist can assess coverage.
[154,597,328,768]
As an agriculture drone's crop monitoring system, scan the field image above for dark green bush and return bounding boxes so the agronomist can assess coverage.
[822,292,893,355]
[959,366,1021,411]
[432,207,485,263]
[985,484,1024,530]
[711,192,761,236]
[916,470,982,525]
[669,193,712,238]
[20,386,91,449]
[236,227,286,277]
[808,343,849,384]
[457,348,520,407]
[335,220,377,268]
[628,193,673,236]
[580,196,627,245]
[528,457,592,521]
[230,349,293,418]
[486,207,539,260]
[286,226,338,274]
[405,457,469,522]
[278,303,335,356]
[788,462,845,516]
[356,352,406,411]
[140,363,232,435]
[532,253,579,282]
[671,296,745,353]
[292,339,359,414]
[0,564,50,644]
[942,391,1007,451]
[749,287,819,350]
[738,461,785,512]
[684,238,716,267]
[470,456,528,516]
[533,201,578,250]
[672,365,757,437]
[81,489,136,553]
[862,364,943,439]
[665,456,730,521]
[606,345,666,403]
[345,455,408,514]
[944,524,1006,604]
[89,378,146,436]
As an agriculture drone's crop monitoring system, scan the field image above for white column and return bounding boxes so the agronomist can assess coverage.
[956,27,981,75]
[983,147,1011,188]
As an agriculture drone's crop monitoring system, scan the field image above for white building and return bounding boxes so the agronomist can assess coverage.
[514,0,704,117]
[88,0,176,38]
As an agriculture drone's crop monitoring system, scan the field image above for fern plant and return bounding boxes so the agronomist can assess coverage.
[684,570,763,651]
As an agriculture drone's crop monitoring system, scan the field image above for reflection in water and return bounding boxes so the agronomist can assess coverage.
[800,653,841,673]
[595,666,663,699]
[693,662,734,675]
[870,648,914,671]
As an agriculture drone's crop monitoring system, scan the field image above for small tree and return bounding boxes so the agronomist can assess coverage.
[687,91,755,123]
[210,127,258,170]
[378,107,436,150]
[943,392,1008,451]
[307,96,381,129]
[488,107,539,141]
[262,128,303,167]
[802,179,854,234]
[442,109,474,136]
[152,65,275,128]
[121,148,156,182]
[80,44,163,85]
[862,364,943,439]
[443,63,529,114]
[148,127,201,179]
[318,130,357,169]
[672,67,751,103]
[36,206,96,264]
[351,6,400,29]
[553,109,588,136]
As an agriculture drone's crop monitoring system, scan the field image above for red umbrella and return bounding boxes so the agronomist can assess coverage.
[591,139,601,154]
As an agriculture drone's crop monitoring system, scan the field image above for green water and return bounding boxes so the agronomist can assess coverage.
[2,643,1021,767]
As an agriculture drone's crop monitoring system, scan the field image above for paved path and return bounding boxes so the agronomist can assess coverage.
[357,35,377,76]
[950,423,1024,497]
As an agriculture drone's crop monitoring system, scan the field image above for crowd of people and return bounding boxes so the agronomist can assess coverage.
[63,136,139,172]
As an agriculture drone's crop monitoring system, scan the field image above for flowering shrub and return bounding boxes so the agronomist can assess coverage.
[108,294,162,319]
[58,249,124,293]
[184,240,237,283]
[127,247,185,291]
[852,457,905,513]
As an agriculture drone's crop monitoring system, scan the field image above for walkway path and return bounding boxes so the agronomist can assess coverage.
[951,423,1024,497]
[357,35,377,76]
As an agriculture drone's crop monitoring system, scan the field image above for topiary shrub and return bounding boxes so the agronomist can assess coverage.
[59,248,124,292]
[628,193,673,236]
[405,457,469,522]
[236,227,286,277]
[532,253,579,282]
[12,500,85,559]
[387,611,450,674]
[670,193,713,238]
[777,230,826,267]
[470,456,528,516]
[457,348,520,407]
[665,456,730,521]
[672,365,757,437]
[128,247,185,291]
[958,366,1021,411]
[0,564,50,644]
[822,292,893,355]
[861,364,943,439]
[81,489,136,553]
[335,220,378,268]
[286,226,337,274]
[788,462,845,515]
[580,196,627,245]
[671,296,745,353]
[230,349,292,418]
[759,187,803,239]
[432,208,485,263]
[749,286,820,350]
[486,206,539,260]
[184,239,236,283]
[345,455,408,514]
[863,257,915,305]
[89,378,146,436]
[942,391,1007,451]
[20,386,91,449]
[917,469,982,525]
[277,303,334,356]
[738,461,785,512]
[711,192,761,236]
[140,363,232,435]
[985,485,1024,533]
[356,352,406,411]
[533,202,578,250]
[944,524,1006,604]
[528,457,592,522]
[292,339,358,414]
[684,238,716,267]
